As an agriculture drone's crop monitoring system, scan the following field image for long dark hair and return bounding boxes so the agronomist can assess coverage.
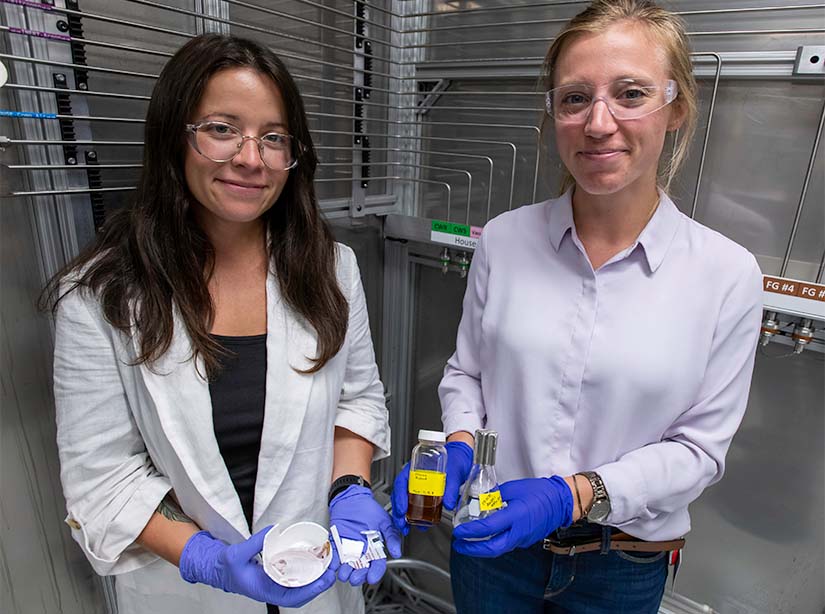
[41,34,348,376]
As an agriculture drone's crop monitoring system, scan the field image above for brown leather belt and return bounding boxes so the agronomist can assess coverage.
[542,531,685,556]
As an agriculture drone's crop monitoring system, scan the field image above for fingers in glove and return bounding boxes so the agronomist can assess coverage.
[451,506,515,541]
[391,464,412,536]
[452,528,515,558]
[443,441,473,510]
[337,563,354,583]
[443,471,465,511]
[229,525,271,564]
[391,464,410,516]
[392,515,410,536]
[442,486,461,511]
[498,480,527,501]
[365,558,387,585]
[378,516,403,558]
[327,540,341,573]
[282,566,337,608]
[348,566,369,586]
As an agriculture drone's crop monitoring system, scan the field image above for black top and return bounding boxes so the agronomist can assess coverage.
[208,333,280,614]
[208,333,267,529]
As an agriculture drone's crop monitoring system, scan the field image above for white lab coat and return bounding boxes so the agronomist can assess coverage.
[53,243,388,614]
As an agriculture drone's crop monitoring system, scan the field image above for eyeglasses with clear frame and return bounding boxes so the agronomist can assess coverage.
[185,120,300,171]
[545,78,678,124]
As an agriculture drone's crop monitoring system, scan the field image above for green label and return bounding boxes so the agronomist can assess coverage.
[431,220,470,237]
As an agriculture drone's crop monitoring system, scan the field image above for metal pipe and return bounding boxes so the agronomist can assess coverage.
[780,96,825,277]
[680,5,825,18]
[400,27,825,50]
[399,49,793,71]
[5,83,151,101]
[690,53,722,219]
[118,0,404,60]
[52,114,143,123]
[3,139,143,146]
[311,111,540,133]
[201,0,398,40]
[6,83,392,113]
[0,53,158,80]
[407,103,541,112]
[403,4,825,33]
[322,161,471,222]
[387,558,452,582]
[20,0,398,62]
[385,568,456,614]
[314,119,535,213]
[0,58,400,102]
[5,187,136,197]
[302,93,392,110]
[406,0,587,18]
[1,35,402,85]
[5,134,510,218]
[317,146,493,224]
[408,91,542,96]
[313,129,518,212]
[3,27,404,96]
[315,176,451,214]
[6,0,401,38]
[289,0,402,21]
[1,25,173,58]
[816,249,825,284]
[691,27,825,37]
[6,164,141,170]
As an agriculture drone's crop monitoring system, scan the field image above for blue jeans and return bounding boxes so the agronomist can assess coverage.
[450,522,668,614]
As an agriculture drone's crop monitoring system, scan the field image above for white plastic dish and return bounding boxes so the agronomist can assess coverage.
[262,522,333,587]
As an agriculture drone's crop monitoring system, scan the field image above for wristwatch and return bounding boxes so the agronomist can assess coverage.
[328,474,371,504]
[578,471,611,523]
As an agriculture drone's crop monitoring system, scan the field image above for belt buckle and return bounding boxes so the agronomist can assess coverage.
[542,537,576,556]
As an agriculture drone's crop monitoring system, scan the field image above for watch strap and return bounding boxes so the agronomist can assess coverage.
[328,474,371,504]
[577,471,609,516]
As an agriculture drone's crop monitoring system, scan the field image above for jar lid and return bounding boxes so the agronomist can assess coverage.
[417,429,446,443]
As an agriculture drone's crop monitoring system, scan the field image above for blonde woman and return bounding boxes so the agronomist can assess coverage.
[391,1,763,612]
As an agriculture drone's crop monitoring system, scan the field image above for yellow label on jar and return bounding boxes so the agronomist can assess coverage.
[479,491,503,511]
[408,470,446,497]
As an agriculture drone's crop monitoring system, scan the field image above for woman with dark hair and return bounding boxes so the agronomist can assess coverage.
[45,34,398,614]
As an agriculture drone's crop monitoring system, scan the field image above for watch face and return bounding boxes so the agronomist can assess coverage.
[588,499,611,523]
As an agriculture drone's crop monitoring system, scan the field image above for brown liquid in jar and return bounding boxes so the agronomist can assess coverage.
[406,493,443,526]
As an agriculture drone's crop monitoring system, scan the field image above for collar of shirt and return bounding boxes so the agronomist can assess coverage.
[546,187,682,274]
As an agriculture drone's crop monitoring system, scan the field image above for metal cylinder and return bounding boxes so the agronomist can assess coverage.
[474,429,498,466]
[792,319,814,354]
[760,311,780,346]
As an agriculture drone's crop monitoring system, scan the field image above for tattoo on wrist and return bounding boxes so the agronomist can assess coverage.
[157,495,192,523]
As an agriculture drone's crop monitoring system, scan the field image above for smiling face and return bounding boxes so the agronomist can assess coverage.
[184,67,291,232]
[552,21,684,198]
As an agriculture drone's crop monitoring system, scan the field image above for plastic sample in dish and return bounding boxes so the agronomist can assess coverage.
[262,522,333,587]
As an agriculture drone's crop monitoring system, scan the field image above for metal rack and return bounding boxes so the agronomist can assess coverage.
[1,2,824,613]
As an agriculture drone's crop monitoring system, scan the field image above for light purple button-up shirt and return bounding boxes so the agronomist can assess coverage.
[440,189,763,541]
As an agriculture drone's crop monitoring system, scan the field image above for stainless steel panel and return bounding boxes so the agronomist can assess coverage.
[0,94,109,614]
[675,350,825,614]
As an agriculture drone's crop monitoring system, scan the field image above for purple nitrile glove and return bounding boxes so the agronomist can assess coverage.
[451,476,574,558]
[328,485,402,586]
[179,526,337,607]
[391,440,474,536]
